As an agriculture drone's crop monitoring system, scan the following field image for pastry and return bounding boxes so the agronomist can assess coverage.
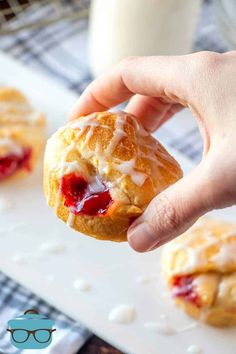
[162,218,236,326]
[44,111,182,241]
[0,87,46,181]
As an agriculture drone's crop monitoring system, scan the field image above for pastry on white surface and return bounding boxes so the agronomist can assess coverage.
[44,111,182,241]
[162,218,236,326]
[0,87,46,181]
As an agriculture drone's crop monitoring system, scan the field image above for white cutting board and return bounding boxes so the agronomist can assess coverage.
[0,51,236,354]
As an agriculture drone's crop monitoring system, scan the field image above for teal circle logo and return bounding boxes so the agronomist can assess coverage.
[7,309,56,349]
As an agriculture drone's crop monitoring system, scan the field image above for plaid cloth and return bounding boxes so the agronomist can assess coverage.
[0,274,90,354]
[0,0,229,353]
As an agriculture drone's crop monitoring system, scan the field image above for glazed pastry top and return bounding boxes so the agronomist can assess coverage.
[0,87,44,126]
[0,87,46,180]
[45,111,182,211]
[162,218,236,278]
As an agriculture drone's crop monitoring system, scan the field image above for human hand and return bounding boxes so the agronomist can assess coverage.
[68,51,236,252]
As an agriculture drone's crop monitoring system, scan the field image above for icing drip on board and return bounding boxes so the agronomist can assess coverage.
[186,345,202,354]
[0,196,13,212]
[108,304,136,324]
[73,278,91,291]
[144,320,197,335]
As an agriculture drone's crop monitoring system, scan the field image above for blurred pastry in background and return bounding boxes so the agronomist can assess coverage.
[0,87,46,181]
[44,111,182,242]
[162,218,236,327]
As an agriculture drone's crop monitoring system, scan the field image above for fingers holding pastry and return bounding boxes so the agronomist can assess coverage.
[44,111,182,242]
[127,157,222,252]
[126,94,183,132]
[67,51,236,246]
[68,56,191,129]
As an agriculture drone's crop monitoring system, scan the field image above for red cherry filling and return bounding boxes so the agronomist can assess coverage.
[60,173,113,216]
[172,275,201,307]
[0,147,31,180]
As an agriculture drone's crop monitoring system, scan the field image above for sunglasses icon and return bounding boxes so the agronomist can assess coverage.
[7,328,56,344]
[7,309,56,349]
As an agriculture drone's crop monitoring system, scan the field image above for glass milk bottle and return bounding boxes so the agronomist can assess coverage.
[89,0,201,77]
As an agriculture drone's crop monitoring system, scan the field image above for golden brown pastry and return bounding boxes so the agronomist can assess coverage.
[0,87,46,181]
[162,218,236,326]
[44,111,182,242]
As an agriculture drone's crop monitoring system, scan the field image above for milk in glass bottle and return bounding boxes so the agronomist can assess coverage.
[89,0,201,77]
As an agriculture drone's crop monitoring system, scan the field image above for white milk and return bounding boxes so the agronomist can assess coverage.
[89,0,201,76]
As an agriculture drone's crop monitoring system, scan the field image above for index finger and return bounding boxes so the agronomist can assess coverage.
[68,55,190,121]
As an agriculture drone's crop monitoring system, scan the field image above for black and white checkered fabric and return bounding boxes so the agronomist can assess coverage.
[0,0,229,353]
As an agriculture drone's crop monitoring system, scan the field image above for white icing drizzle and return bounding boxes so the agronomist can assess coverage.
[144,321,197,336]
[28,111,43,123]
[144,321,176,335]
[52,160,82,178]
[11,242,66,267]
[11,254,27,265]
[67,212,75,227]
[187,345,202,354]
[37,241,66,254]
[70,113,100,142]
[0,138,23,157]
[0,101,30,115]
[128,113,149,137]
[108,304,136,324]
[67,111,177,188]
[178,322,198,332]
[212,242,236,269]
[217,273,236,299]
[160,314,168,320]
[84,124,96,145]
[0,101,42,124]
[73,278,91,291]
[105,113,126,155]
[50,111,179,224]
[192,274,212,288]
[136,274,158,284]
[116,159,147,186]
[0,196,13,213]
[164,219,236,275]
[87,176,106,194]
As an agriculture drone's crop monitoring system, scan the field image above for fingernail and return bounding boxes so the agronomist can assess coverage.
[146,120,161,133]
[67,93,87,120]
[67,102,80,120]
[128,222,159,252]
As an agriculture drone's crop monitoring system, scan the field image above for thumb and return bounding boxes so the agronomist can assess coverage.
[127,161,216,252]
